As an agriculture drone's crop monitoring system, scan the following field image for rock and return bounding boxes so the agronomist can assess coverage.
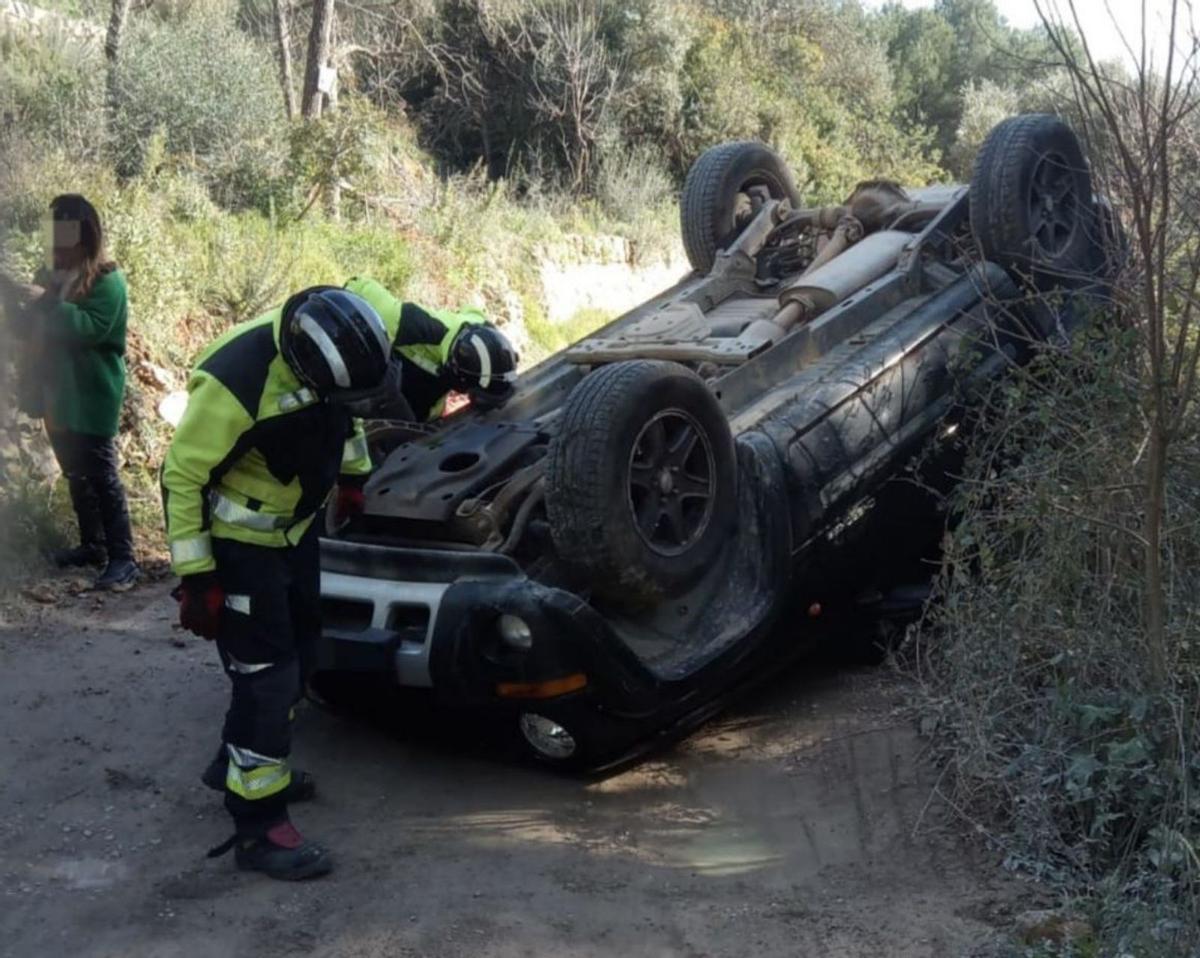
[137,362,174,390]
[21,584,57,605]
[1015,909,1093,946]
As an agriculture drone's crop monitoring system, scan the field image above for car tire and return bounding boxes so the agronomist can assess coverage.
[680,140,801,274]
[969,113,1096,289]
[545,360,736,605]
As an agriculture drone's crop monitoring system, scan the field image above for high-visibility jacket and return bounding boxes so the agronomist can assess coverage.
[344,276,487,421]
[161,309,372,576]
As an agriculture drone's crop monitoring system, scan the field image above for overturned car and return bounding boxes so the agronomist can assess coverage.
[312,114,1117,769]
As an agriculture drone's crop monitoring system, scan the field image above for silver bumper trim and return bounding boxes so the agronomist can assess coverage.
[319,571,448,687]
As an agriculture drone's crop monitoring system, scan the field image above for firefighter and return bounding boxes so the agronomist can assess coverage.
[162,286,392,880]
[343,276,520,422]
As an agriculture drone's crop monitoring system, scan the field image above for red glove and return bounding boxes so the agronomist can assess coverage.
[174,573,224,640]
[333,484,365,526]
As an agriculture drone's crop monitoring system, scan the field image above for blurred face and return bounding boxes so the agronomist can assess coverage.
[47,219,85,272]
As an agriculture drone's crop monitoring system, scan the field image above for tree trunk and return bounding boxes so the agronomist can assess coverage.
[104,0,133,114]
[273,0,298,120]
[1144,395,1171,689]
[301,0,335,120]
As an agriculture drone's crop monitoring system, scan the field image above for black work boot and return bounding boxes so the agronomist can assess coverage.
[94,557,141,592]
[201,749,317,803]
[209,822,332,881]
[53,544,106,568]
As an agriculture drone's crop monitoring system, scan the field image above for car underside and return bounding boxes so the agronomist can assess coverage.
[312,114,1118,769]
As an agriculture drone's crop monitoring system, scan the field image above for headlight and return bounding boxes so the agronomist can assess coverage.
[497,613,533,651]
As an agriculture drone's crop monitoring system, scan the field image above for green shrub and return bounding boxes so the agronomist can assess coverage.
[0,28,105,159]
[109,11,287,200]
[593,141,673,227]
[916,332,1200,954]
[951,79,1020,179]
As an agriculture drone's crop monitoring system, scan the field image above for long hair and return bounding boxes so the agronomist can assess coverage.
[49,194,115,301]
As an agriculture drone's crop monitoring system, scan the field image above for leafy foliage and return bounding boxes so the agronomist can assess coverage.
[874,0,1064,159]
[0,27,105,159]
[108,9,287,200]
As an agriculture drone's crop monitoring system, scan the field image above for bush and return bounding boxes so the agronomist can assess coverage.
[951,79,1020,179]
[0,27,105,159]
[109,11,287,202]
[593,141,673,227]
[915,329,1200,955]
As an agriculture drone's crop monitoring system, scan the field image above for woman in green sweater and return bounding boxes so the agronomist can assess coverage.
[3,195,139,590]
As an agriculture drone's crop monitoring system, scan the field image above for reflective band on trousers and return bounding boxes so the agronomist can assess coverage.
[224,594,252,615]
[225,652,273,675]
[226,744,291,800]
[210,492,293,531]
[343,434,369,463]
[227,744,282,767]
[170,534,212,566]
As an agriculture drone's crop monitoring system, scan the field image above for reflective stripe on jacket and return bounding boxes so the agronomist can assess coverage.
[344,276,487,421]
[161,310,371,576]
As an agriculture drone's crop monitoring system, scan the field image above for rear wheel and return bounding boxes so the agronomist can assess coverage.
[545,360,736,605]
[680,140,801,274]
[969,113,1096,289]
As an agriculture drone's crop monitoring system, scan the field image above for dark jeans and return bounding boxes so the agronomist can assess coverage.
[47,429,134,561]
[211,528,320,834]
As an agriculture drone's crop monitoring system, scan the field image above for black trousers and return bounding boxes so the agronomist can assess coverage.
[47,429,134,561]
[211,528,320,834]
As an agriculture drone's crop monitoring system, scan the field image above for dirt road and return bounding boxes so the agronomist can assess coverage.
[0,583,1028,958]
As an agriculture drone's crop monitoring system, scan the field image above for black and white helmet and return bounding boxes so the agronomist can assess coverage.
[446,324,519,409]
[280,287,392,400]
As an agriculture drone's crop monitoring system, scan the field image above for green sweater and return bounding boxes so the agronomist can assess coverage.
[38,269,129,437]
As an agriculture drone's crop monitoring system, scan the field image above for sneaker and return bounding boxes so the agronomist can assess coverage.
[222,822,332,881]
[94,558,140,592]
[53,544,106,568]
[201,752,317,804]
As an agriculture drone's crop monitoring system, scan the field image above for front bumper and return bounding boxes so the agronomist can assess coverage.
[315,539,661,714]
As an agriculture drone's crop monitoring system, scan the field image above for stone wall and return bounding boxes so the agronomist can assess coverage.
[537,236,689,325]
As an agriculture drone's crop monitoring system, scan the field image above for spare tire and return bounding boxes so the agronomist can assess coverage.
[680,140,801,275]
[545,361,736,603]
[969,113,1096,288]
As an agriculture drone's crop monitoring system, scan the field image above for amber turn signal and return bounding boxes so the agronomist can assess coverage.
[496,673,588,699]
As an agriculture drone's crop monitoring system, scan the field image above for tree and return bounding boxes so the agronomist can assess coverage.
[302,0,336,119]
[875,0,1066,158]
[104,0,133,115]
[273,0,299,119]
